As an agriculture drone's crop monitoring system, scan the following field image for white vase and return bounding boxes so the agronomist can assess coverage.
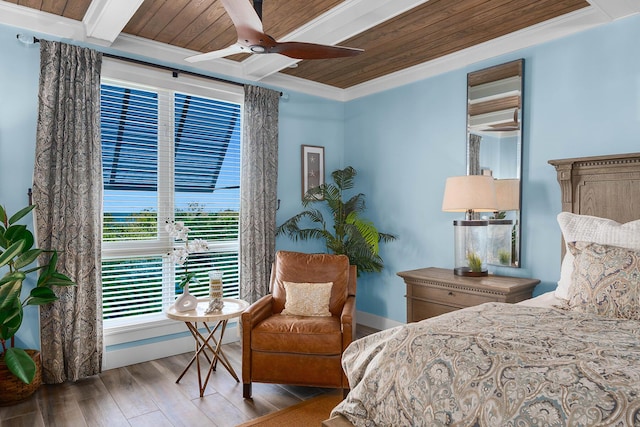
[174,280,198,312]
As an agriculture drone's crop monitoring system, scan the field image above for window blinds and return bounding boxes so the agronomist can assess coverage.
[101,81,241,321]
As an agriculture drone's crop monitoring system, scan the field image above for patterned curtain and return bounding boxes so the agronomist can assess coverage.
[32,40,103,383]
[239,85,280,303]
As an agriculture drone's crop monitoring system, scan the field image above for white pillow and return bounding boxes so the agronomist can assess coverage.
[555,212,640,299]
[281,281,333,316]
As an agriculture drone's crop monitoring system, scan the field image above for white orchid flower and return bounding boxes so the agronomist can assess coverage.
[189,239,209,253]
[168,247,188,265]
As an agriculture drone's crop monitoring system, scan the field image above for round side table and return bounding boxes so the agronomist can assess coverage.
[166,297,249,397]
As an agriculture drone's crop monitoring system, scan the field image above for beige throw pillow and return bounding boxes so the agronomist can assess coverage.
[281,281,333,316]
[556,212,640,300]
[567,241,640,320]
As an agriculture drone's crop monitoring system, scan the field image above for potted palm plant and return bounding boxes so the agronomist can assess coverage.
[277,166,396,274]
[0,204,75,404]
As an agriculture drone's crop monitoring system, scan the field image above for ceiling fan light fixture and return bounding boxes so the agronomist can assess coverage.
[250,45,266,53]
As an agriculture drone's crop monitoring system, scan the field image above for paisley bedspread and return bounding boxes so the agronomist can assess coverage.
[331,303,640,426]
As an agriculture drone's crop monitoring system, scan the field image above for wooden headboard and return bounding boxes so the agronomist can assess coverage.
[548,152,640,223]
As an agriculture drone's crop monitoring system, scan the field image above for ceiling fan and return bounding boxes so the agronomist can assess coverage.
[185,0,363,63]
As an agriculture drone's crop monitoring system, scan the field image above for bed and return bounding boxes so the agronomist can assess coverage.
[324,152,640,426]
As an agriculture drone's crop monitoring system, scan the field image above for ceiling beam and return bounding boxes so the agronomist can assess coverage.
[83,0,144,44]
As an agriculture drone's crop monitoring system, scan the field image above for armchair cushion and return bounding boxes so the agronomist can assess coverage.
[252,314,342,354]
[281,281,333,316]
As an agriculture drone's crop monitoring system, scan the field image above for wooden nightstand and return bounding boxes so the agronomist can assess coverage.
[398,267,540,323]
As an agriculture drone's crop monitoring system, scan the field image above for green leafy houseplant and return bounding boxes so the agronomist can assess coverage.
[0,204,75,384]
[276,166,396,274]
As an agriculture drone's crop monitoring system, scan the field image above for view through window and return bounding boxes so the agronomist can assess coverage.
[100,80,242,325]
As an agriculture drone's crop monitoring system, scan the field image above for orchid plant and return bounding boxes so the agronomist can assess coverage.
[165,220,209,289]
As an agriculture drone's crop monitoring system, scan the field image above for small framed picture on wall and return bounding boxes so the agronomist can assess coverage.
[301,145,325,200]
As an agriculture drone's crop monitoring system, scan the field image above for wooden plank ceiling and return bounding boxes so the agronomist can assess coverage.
[7,0,590,89]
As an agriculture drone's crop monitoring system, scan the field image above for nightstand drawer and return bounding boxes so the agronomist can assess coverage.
[412,285,497,307]
[413,300,458,320]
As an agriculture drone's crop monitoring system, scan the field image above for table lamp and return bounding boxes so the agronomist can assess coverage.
[442,175,497,276]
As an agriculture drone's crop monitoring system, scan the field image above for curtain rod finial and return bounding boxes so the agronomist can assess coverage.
[16,34,38,45]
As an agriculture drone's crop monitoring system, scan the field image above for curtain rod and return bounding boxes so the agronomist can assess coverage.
[17,34,247,89]
[103,52,247,89]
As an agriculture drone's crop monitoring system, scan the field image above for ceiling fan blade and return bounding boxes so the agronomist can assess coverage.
[253,0,263,21]
[185,44,246,62]
[221,0,264,38]
[270,41,364,59]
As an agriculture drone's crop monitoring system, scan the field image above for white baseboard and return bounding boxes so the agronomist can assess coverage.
[356,310,404,331]
[103,323,239,370]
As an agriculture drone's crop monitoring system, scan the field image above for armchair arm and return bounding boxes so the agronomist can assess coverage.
[340,295,356,350]
[241,294,274,384]
[339,295,356,390]
[241,294,274,329]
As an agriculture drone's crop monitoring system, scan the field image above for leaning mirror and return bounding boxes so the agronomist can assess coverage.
[466,59,524,268]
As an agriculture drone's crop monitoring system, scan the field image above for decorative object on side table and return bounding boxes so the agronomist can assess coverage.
[0,204,75,404]
[205,270,224,313]
[442,175,498,276]
[173,278,198,312]
[166,219,209,312]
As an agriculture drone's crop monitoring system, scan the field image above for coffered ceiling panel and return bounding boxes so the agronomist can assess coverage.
[282,0,588,88]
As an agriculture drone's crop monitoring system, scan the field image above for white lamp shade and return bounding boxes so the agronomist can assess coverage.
[442,175,498,212]
[495,178,520,211]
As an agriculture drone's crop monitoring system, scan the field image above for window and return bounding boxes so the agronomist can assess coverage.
[100,63,243,330]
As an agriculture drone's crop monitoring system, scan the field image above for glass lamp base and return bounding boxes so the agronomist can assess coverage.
[454,267,488,277]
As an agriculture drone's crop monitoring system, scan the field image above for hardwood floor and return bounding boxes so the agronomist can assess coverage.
[0,325,378,427]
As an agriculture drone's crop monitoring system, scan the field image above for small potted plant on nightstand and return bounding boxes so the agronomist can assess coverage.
[0,204,75,405]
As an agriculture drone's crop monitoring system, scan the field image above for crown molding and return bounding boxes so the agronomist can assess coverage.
[587,0,640,19]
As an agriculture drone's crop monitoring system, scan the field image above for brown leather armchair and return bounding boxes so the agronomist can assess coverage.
[241,250,357,398]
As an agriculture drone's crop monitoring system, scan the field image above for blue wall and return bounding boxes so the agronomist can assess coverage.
[342,14,640,321]
[276,91,345,254]
[0,24,41,349]
[2,12,640,346]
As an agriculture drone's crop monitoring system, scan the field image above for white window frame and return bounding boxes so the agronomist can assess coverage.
[100,59,243,349]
